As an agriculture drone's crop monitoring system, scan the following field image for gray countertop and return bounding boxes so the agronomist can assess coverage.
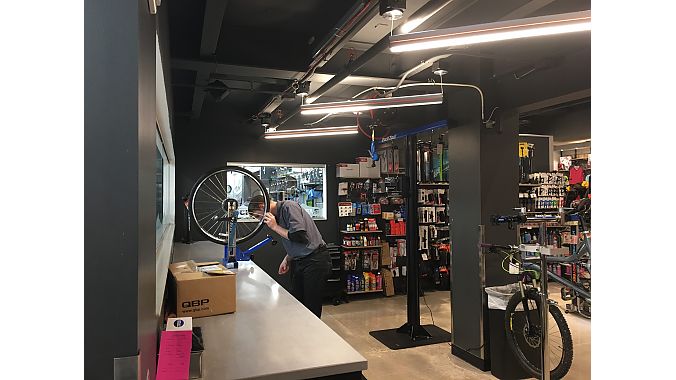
[173,242,367,379]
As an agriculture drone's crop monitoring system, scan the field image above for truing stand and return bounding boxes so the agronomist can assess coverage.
[370,135,451,349]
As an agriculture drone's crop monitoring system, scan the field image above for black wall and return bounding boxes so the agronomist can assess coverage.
[174,102,372,289]
[521,103,591,142]
[85,0,157,379]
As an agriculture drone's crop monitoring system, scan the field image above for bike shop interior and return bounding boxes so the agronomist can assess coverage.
[83,1,603,379]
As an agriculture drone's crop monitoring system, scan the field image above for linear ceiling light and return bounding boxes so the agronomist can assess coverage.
[300,93,443,115]
[264,126,358,140]
[390,10,591,53]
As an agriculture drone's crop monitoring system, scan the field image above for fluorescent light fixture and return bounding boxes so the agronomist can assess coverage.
[300,93,443,115]
[390,10,591,53]
[400,17,425,34]
[264,126,358,139]
[399,0,451,34]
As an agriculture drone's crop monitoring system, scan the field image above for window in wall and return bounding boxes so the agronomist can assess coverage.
[229,163,327,220]
[156,128,170,245]
[156,145,164,230]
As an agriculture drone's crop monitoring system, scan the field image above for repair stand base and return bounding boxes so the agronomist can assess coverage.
[369,324,451,350]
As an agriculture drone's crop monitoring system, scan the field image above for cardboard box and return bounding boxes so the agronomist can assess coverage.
[382,269,395,297]
[356,157,380,178]
[337,163,360,178]
[169,261,236,318]
[381,244,392,266]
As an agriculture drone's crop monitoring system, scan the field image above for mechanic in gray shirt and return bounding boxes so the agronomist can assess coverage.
[249,195,331,317]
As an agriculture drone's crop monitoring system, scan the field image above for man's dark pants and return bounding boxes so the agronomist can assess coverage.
[290,247,331,318]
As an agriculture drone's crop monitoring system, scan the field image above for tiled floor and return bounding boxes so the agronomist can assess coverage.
[321,284,590,380]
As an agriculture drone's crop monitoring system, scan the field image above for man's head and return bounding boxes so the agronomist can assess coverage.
[248,195,267,220]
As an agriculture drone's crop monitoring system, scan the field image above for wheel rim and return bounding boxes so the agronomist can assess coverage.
[509,298,567,375]
[190,167,269,244]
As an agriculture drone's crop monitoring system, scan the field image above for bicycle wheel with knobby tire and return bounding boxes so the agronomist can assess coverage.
[505,288,574,379]
[189,166,269,245]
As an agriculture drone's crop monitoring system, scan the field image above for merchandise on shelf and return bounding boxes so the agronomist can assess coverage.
[418,188,448,204]
[518,172,568,211]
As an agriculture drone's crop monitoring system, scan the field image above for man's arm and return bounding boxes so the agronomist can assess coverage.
[263,209,309,243]
[265,215,289,240]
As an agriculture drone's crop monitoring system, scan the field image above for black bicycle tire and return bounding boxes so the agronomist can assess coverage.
[189,166,270,245]
[505,288,574,379]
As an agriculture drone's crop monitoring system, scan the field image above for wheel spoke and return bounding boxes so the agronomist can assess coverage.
[199,185,223,203]
[197,209,220,224]
[209,177,227,198]
[213,172,229,197]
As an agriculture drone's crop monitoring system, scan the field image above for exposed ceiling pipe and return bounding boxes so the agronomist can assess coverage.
[256,1,379,117]
[276,0,459,128]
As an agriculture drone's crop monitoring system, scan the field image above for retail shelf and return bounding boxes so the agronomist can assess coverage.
[327,279,341,282]
[341,245,383,249]
[331,268,341,271]
[519,183,542,187]
[418,182,449,186]
[520,224,566,229]
[344,268,381,272]
[419,222,447,225]
[418,203,446,206]
[386,234,406,237]
[347,289,383,295]
[340,230,382,234]
[339,214,381,217]
[382,172,405,175]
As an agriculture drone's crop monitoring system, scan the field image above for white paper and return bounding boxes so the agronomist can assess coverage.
[166,317,192,332]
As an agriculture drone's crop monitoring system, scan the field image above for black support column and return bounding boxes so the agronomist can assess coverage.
[395,135,430,340]
[85,1,157,379]
[446,57,519,370]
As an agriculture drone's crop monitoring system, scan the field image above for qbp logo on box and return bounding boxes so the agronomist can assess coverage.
[182,298,210,312]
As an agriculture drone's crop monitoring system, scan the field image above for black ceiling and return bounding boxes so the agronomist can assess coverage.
[167,0,591,125]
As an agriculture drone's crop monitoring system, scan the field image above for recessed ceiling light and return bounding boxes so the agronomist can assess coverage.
[380,0,406,21]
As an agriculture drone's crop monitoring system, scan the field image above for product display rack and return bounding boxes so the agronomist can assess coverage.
[518,172,568,212]
[336,177,386,301]
[375,128,453,294]
[416,181,451,292]
[325,244,345,305]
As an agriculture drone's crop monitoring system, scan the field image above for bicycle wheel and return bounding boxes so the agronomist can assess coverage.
[189,166,269,245]
[505,288,574,379]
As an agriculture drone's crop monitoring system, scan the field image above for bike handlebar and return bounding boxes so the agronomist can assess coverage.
[480,243,518,251]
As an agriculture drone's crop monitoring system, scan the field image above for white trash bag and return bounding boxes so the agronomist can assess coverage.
[485,283,522,310]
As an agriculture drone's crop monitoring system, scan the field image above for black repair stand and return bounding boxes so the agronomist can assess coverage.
[370,135,452,350]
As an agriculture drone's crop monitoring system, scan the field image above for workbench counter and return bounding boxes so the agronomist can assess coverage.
[173,242,367,380]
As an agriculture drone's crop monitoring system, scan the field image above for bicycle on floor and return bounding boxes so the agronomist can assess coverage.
[481,207,591,379]
[559,200,591,318]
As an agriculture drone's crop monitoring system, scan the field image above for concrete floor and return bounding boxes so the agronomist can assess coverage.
[321,284,590,380]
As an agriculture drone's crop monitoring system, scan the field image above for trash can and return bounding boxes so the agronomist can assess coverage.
[486,284,531,380]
